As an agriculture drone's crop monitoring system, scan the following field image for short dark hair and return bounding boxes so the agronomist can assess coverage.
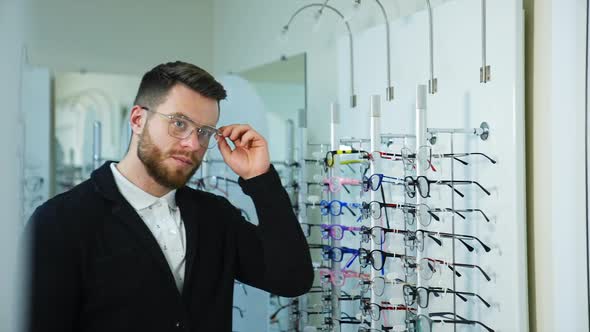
[133,61,227,115]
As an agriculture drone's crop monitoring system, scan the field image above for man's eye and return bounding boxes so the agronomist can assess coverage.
[173,120,187,129]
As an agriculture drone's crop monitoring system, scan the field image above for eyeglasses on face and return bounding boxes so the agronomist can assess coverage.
[140,106,220,149]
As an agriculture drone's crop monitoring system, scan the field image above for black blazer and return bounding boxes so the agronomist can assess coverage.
[23,161,313,332]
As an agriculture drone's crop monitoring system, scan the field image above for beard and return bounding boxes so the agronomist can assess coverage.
[137,125,202,190]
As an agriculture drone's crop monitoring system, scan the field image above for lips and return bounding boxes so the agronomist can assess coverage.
[171,155,193,166]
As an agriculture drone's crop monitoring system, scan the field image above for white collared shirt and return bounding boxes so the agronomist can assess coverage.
[110,162,186,293]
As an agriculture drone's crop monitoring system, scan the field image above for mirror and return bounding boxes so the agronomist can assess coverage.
[53,71,140,195]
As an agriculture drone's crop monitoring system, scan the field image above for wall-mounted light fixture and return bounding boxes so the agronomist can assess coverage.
[281,3,358,108]
[480,0,491,83]
[426,0,437,94]
[354,0,394,100]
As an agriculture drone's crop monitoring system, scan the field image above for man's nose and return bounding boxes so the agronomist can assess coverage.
[179,129,201,151]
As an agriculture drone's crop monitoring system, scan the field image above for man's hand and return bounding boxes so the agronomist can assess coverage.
[216,124,270,180]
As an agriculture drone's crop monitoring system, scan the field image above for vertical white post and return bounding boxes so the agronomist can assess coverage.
[286,119,295,189]
[369,95,381,330]
[93,121,102,170]
[330,103,340,151]
[296,109,307,330]
[329,102,340,332]
[415,85,427,295]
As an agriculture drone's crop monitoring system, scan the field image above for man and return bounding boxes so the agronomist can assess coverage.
[24,61,314,332]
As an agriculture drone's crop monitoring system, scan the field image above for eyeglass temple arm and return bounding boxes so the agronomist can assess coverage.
[458,291,491,307]
[427,210,441,221]
[425,233,443,246]
[439,233,475,252]
[431,288,469,302]
[460,208,490,221]
[453,234,491,252]
[439,182,465,197]
[343,204,357,216]
[445,264,462,277]
[448,180,491,196]
[466,152,496,164]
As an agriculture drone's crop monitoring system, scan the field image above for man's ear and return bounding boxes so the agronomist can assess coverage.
[129,105,147,136]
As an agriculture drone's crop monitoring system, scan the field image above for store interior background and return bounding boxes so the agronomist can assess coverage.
[0,0,588,331]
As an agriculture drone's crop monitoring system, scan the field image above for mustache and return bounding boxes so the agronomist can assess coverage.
[167,150,200,163]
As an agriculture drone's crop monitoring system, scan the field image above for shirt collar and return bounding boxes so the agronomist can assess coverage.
[110,162,177,211]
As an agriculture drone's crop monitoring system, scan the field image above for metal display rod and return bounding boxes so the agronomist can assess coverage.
[427,122,491,145]
[339,137,371,146]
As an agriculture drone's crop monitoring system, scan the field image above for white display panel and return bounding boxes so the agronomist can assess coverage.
[330,0,527,331]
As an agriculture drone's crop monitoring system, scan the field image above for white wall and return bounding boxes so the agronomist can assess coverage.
[26,0,214,75]
[529,0,589,331]
[0,0,27,330]
[212,0,453,145]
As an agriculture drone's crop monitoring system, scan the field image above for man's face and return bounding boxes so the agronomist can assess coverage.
[137,84,219,189]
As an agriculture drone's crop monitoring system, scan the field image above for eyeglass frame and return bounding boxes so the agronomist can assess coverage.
[403,175,491,198]
[358,276,408,297]
[140,106,220,149]
[419,257,491,281]
[362,173,404,192]
[361,301,416,321]
[359,248,415,271]
[320,199,360,217]
[402,285,491,308]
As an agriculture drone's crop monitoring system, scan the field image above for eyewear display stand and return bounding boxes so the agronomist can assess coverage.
[415,85,431,326]
[296,109,308,331]
[330,102,342,332]
[369,95,380,331]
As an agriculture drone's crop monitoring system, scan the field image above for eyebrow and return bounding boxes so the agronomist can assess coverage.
[169,112,217,129]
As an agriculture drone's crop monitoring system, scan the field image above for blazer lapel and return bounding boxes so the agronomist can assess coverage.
[175,187,199,301]
[91,161,180,291]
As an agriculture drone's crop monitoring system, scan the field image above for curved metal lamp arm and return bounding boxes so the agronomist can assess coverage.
[426,0,437,94]
[371,0,394,100]
[282,3,357,108]
[480,0,491,83]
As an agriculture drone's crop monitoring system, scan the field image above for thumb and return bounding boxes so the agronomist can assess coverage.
[217,135,233,161]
